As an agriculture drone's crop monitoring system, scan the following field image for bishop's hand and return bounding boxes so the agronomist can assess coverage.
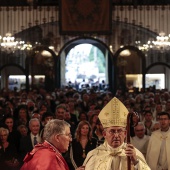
[125,143,139,165]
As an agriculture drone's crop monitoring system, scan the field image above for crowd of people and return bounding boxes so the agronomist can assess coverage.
[0,85,170,169]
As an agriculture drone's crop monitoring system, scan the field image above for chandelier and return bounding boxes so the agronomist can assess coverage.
[0,33,32,53]
[136,32,170,52]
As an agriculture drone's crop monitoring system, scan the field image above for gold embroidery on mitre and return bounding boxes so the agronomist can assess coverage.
[99,97,128,128]
[104,112,109,117]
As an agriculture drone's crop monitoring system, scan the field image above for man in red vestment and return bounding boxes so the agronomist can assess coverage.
[20,119,85,170]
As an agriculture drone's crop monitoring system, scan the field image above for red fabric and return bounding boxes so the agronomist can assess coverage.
[20,141,69,170]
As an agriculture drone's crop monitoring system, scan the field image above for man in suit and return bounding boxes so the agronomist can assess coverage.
[79,93,90,112]
[19,118,41,163]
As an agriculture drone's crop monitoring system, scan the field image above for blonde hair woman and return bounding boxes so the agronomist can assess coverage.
[67,120,97,170]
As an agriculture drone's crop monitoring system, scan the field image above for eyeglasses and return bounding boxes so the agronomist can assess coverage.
[59,133,72,139]
[106,129,125,135]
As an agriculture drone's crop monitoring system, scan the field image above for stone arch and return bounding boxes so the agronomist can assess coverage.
[114,46,146,93]
[25,45,59,91]
[57,36,116,93]
[145,62,170,90]
[0,63,26,90]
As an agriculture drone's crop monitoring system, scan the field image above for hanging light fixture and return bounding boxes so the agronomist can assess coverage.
[152,32,170,50]
[0,33,32,53]
[136,32,170,52]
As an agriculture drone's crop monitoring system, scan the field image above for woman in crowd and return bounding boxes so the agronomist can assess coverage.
[66,120,97,170]
[15,107,30,128]
[0,127,20,170]
[3,115,21,152]
[88,113,98,133]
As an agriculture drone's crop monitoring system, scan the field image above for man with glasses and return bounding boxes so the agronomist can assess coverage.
[20,119,85,170]
[146,112,170,170]
[83,97,150,170]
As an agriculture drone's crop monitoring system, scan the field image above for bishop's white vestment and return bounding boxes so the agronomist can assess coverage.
[83,141,151,170]
[146,129,170,170]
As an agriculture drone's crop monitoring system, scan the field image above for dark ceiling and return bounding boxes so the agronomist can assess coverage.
[0,0,170,6]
